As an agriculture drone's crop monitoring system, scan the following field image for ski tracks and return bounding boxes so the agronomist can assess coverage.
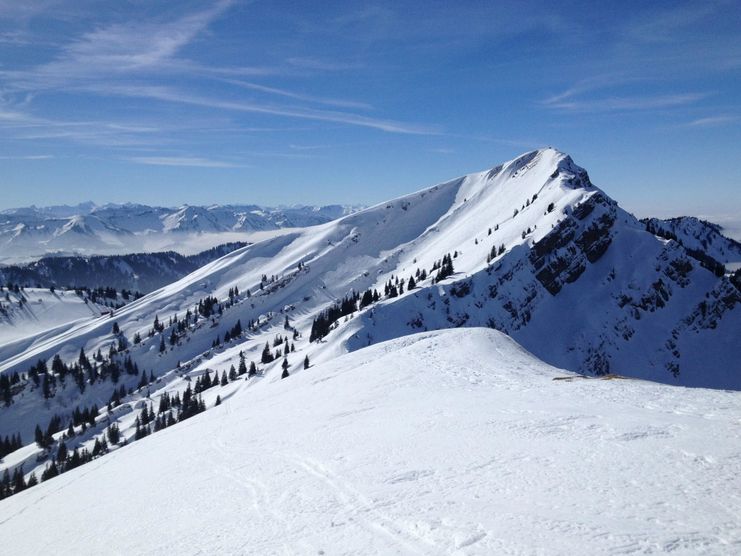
[279,452,438,555]
[210,395,439,553]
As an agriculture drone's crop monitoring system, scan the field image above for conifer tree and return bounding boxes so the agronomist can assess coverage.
[281,357,290,379]
[107,423,120,445]
[56,440,67,462]
[261,342,273,364]
[34,425,44,448]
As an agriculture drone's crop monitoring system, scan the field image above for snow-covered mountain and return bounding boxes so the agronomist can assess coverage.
[2,148,736,387]
[0,148,739,525]
[0,242,248,293]
[642,216,741,270]
[0,203,360,264]
[1,328,740,555]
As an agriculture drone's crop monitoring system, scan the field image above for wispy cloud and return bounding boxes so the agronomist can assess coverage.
[684,115,737,127]
[0,98,169,147]
[224,79,372,110]
[84,84,438,135]
[1,0,241,91]
[1,1,433,141]
[542,74,641,105]
[127,156,244,168]
[286,57,360,72]
[0,154,54,160]
[288,144,329,151]
[543,92,708,113]
[0,30,32,46]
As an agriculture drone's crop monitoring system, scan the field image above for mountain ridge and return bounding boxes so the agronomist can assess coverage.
[1,147,737,388]
[0,147,738,502]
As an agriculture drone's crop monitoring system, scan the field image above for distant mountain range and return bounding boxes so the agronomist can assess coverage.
[0,203,362,264]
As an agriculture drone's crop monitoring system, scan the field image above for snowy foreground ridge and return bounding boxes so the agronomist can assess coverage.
[1,329,740,555]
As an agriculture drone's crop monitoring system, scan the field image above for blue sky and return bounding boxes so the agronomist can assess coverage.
[1,0,739,220]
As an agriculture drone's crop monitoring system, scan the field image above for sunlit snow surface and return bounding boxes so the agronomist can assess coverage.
[1,329,739,555]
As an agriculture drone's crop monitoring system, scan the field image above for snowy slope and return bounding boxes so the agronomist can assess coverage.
[0,147,738,469]
[0,288,118,345]
[0,203,359,264]
[1,329,739,555]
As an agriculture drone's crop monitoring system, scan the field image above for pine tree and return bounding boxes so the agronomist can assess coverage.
[303,355,310,369]
[281,358,290,379]
[261,342,273,364]
[56,440,67,462]
[13,466,26,493]
[34,425,44,448]
[41,461,59,482]
[107,423,120,445]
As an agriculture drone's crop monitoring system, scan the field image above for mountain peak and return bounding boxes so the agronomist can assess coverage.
[479,147,594,203]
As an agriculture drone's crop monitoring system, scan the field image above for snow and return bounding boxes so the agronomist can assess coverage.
[1,328,739,555]
[0,288,112,345]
